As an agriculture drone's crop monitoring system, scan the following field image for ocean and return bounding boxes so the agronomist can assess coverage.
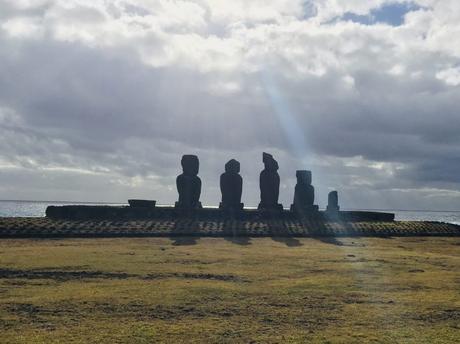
[0,200,459,225]
[0,200,126,218]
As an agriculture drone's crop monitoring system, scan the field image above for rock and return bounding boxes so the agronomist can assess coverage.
[258,153,283,211]
[175,155,202,209]
[128,199,156,208]
[219,159,244,210]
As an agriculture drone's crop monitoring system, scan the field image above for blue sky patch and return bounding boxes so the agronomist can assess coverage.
[301,1,318,20]
[341,2,423,26]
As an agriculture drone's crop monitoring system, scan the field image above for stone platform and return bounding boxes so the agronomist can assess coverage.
[45,205,395,222]
[0,205,455,238]
[0,216,459,238]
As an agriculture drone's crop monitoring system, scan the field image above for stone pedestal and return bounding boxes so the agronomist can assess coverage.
[290,204,319,213]
[258,203,284,211]
[219,202,244,210]
[175,201,202,209]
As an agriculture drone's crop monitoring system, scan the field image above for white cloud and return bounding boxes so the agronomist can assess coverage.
[1,16,44,38]
[436,67,460,86]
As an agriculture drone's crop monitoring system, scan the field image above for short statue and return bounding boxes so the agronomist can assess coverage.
[290,170,318,214]
[220,159,244,210]
[258,152,283,211]
[326,190,340,213]
[175,155,202,209]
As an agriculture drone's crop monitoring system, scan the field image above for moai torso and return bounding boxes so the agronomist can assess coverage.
[327,191,340,212]
[294,182,314,207]
[176,155,202,209]
[220,159,243,209]
[259,153,282,210]
[291,170,318,213]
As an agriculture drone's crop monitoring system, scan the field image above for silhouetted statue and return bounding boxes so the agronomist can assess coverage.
[290,170,318,214]
[326,191,340,213]
[258,152,283,211]
[220,159,244,210]
[175,155,202,209]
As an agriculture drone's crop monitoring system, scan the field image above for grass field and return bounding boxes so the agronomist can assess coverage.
[0,236,459,343]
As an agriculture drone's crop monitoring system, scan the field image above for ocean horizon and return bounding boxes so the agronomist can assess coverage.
[1,200,459,225]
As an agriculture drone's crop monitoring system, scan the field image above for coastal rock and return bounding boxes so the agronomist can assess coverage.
[128,199,156,208]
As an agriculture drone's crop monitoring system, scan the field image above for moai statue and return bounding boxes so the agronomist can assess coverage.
[220,159,244,210]
[326,190,340,213]
[175,155,202,209]
[290,170,319,214]
[258,152,283,211]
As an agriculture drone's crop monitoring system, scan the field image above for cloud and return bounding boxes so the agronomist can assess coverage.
[0,0,459,210]
[436,67,460,86]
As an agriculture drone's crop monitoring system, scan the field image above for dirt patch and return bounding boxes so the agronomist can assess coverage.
[2,302,76,331]
[3,301,240,323]
[412,309,460,323]
[143,272,248,282]
[0,268,134,281]
[343,293,395,305]
[2,279,58,287]
[0,268,247,283]
[6,303,42,316]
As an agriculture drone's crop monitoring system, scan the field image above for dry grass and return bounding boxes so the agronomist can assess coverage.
[0,236,459,343]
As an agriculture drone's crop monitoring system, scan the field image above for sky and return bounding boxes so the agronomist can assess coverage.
[0,0,460,210]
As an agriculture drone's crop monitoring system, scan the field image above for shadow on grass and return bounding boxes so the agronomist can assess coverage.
[314,236,344,246]
[0,268,133,281]
[271,237,303,247]
[224,236,252,246]
[170,237,198,246]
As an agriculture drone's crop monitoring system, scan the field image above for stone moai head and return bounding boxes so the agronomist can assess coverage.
[328,190,338,206]
[225,159,240,174]
[296,170,312,185]
[181,155,199,176]
[262,152,278,172]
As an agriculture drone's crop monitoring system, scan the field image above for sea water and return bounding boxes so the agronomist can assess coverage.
[0,200,125,218]
[0,200,459,225]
